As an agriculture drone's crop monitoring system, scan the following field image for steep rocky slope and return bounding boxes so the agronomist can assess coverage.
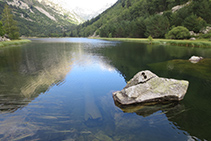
[0,0,83,36]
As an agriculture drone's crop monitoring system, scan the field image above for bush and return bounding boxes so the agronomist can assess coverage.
[148,35,153,44]
[165,26,190,39]
[200,33,211,39]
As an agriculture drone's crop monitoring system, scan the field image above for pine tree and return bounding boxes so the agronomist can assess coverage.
[1,4,20,40]
[0,21,5,37]
[145,15,170,38]
[126,0,132,8]
[121,0,126,7]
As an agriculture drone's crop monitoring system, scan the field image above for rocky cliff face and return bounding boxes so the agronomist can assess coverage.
[3,0,83,23]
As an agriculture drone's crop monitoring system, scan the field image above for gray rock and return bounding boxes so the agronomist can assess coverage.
[189,56,203,63]
[0,36,10,41]
[189,37,196,40]
[171,1,191,13]
[113,70,189,105]
[4,37,10,41]
[189,31,199,36]
[200,26,211,34]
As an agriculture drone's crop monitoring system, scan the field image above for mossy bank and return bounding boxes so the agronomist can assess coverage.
[97,38,211,48]
[0,39,31,47]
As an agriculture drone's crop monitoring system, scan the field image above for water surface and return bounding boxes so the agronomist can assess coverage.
[0,38,210,140]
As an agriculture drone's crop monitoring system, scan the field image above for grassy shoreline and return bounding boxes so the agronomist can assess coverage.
[0,39,31,47]
[95,38,211,48]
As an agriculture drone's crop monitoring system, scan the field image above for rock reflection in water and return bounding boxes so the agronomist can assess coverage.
[114,101,182,117]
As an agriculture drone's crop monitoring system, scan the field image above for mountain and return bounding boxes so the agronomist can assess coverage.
[72,0,211,38]
[71,3,116,20]
[45,0,117,20]
[0,0,84,37]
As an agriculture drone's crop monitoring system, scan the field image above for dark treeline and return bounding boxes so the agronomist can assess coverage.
[71,0,211,39]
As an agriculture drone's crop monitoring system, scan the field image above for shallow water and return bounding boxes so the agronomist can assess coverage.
[0,38,210,141]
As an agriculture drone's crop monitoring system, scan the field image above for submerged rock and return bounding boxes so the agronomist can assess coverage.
[189,56,203,63]
[113,70,189,105]
[115,102,181,117]
[148,59,211,80]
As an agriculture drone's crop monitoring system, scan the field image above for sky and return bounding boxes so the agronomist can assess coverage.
[47,0,118,19]
[49,0,118,11]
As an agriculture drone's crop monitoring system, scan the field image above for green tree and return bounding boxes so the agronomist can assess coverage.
[0,21,5,36]
[121,0,126,7]
[170,6,190,27]
[126,0,132,8]
[165,26,190,39]
[63,31,67,37]
[145,15,170,38]
[108,33,112,38]
[191,0,211,24]
[183,14,207,33]
[129,17,146,37]
[1,5,20,40]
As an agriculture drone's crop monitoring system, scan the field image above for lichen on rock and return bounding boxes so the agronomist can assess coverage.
[113,70,189,105]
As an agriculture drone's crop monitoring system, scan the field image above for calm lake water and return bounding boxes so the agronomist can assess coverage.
[0,38,211,141]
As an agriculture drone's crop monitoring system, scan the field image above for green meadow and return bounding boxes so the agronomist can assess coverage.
[0,39,31,47]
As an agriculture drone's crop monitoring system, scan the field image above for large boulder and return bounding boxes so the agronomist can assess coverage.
[113,70,189,105]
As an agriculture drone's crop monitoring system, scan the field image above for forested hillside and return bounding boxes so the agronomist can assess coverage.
[0,0,83,37]
[72,0,211,38]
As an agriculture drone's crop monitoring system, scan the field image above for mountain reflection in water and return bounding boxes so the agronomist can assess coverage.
[0,38,210,141]
[0,43,73,113]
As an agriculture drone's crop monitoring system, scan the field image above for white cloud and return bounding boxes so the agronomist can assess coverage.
[49,0,117,11]
[47,0,117,19]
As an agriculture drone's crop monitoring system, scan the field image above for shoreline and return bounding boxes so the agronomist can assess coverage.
[94,38,211,48]
[0,39,31,47]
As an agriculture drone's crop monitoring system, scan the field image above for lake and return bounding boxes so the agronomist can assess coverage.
[0,38,211,141]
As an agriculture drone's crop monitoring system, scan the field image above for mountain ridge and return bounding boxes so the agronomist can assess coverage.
[0,0,83,37]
